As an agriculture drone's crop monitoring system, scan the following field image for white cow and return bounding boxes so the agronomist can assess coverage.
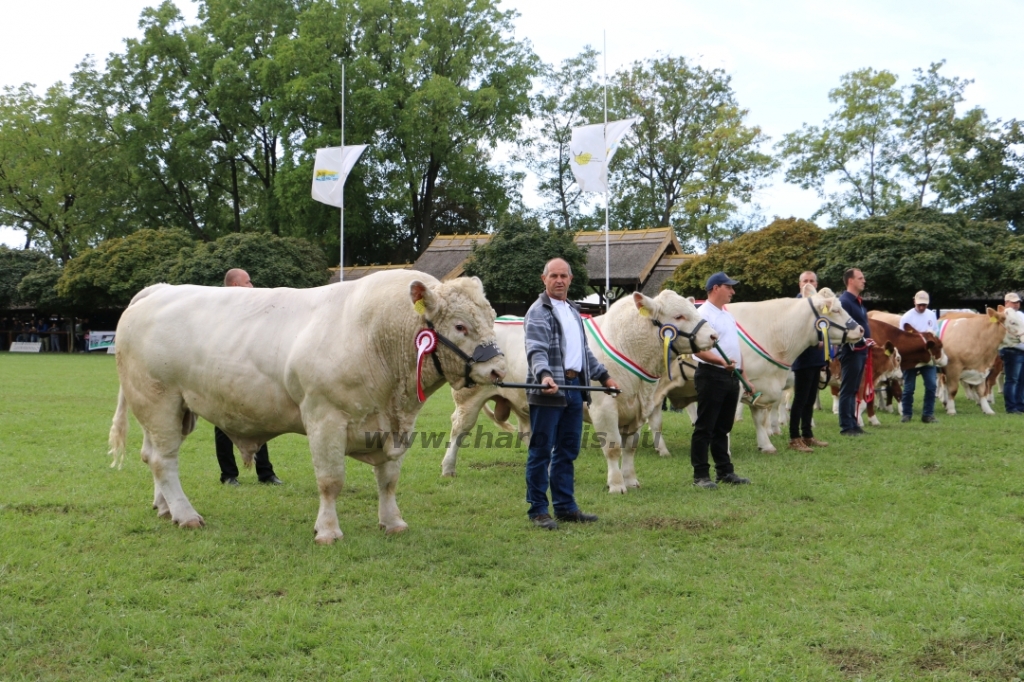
[440,290,718,492]
[108,271,506,543]
[725,287,864,451]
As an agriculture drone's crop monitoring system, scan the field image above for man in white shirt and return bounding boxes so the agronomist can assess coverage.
[1000,292,1024,414]
[899,290,939,423]
[689,272,751,489]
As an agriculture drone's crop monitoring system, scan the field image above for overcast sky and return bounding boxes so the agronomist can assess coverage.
[3,0,1022,248]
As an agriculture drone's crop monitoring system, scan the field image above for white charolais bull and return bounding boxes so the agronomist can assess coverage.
[724,286,864,452]
[108,271,506,543]
[440,290,718,492]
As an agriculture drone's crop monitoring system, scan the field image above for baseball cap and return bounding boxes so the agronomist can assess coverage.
[1006,292,1021,303]
[705,272,739,291]
[913,291,930,305]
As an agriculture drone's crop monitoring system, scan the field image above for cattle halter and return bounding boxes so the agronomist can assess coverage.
[416,320,503,401]
[808,298,858,348]
[648,316,708,380]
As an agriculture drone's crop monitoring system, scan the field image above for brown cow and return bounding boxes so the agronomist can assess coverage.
[828,341,901,426]
[934,308,1024,415]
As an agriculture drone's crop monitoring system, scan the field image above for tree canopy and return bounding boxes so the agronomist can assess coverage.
[462,214,589,304]
[665,217,824,301]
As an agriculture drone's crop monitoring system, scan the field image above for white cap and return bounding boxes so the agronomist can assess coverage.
[1006,292,1021,303]
[913,291,930,305]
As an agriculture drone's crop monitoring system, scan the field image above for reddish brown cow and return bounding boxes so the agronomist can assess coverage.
[828,341,901,426]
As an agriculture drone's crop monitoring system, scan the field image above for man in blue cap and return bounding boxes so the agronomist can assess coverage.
[689,272,751,489]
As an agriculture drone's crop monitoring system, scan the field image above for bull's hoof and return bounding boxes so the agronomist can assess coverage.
[156,509,172,520]
[625,480,641,489]
[441,469,457,478]
[177,515,205,529]
[381,522,409,535]
[657,449,672,458]
[758,447,778,454]
[607,484,627,494]
[314,529,344,545]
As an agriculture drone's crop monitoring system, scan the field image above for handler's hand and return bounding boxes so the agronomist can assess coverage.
[603,378,620,396]
[541,376,559,394]
[724,361,737,373]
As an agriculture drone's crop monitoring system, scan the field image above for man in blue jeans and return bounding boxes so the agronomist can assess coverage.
[899,291,940,424]
[523,258,618,530]
[1001,292,1024,414]
[838,268,872,436]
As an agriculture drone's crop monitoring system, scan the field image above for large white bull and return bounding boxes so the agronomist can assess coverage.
[440,290,718,492]
[109,271,506,543]
[725,287,863,452]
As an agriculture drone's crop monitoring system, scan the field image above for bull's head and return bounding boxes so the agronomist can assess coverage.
[410,277,507,389]
[808,287,864,345]
[632,290,718,354]
[907,326,949,367]
[996,305,1024,347]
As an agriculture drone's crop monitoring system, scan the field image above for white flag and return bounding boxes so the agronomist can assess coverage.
[311,145,368,207]
[568,118,638,193]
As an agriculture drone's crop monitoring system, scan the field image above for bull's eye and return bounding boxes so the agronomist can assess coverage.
[455,324,467,334]
[675,315,685,321]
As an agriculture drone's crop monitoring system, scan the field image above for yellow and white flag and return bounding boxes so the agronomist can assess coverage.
[311,145,368,207]
[568,118,638,193]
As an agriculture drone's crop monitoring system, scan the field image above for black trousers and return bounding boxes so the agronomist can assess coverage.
[690,364,740,480]
[214,426,275,482]
[789,366,821,439]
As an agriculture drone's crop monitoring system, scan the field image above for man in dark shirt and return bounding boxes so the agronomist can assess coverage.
[837,268,872,436]
[789,271,829,452]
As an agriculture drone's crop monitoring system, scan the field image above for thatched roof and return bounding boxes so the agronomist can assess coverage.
[412,234,492,281]
[327,263,413,284]
[641,252,695,296]
[576,227,684,289]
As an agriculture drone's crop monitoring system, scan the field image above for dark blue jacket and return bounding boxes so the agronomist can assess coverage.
[838,290,872,357]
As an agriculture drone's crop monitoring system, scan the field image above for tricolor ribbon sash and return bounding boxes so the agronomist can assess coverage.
[582,316,660,383]
[734,322,791,370]
[936,319,950,341]
[415,329,438,402]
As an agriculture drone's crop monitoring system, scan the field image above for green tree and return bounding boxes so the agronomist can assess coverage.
[940,118,1024,233]
[607,55,775,249]
[0,246,49,309]
[56,229,194,309]
[350,0,538,257]
[517,47,603,231]
[779,67,903,223]
[665,218,823,301]
[165,232,328,288]
[17,259,73,314]
[0,81,122,263]
[462,214,588,304]
[817,206,1007,307]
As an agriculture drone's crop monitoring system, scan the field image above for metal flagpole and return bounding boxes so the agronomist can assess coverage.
[603,30,610,313]
[339,63,345,281]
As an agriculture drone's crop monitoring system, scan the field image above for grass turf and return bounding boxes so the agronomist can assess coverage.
[1,353,1024,681]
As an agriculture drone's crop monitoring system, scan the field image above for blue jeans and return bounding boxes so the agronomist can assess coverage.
[1001,349,1024,413]
[525,377,583,518]
[901,365,937,418]
[838,349,867,433]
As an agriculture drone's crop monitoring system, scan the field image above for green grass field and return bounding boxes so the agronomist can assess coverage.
[2,354,1024,681]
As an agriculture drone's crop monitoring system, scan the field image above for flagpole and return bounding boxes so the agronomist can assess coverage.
[603,30,610,313]
[339,62,345,281]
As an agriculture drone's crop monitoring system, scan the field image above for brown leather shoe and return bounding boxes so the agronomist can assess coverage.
[788,438,813,453]
[802,437,829,448]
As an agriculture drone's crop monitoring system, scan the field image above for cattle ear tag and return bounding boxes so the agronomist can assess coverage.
[885,349,892,356]
[638,306,651,318]
[413,299,426,315]
[990,315,997,324]
[820,305,830,314]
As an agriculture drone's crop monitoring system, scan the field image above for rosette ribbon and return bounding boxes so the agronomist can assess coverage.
[660,324,678,379]
[415,328,438,403]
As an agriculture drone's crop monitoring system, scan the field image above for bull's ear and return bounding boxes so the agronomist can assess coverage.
[986,306,1003,323]
[633,291,656,318]
[885,341,896,354]
[801,283,817,298]
[903,323,914,333]
[686,296,696,304]
[409,280,438,317]
[998,304,1006,313]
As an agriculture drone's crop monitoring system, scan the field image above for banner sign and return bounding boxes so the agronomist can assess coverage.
[88,331,116,352]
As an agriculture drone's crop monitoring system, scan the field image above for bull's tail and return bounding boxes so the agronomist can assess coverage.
[109,386,129,469]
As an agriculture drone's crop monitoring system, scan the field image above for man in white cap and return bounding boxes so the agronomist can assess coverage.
[1000,292,1024,414]
[898,290,939,423]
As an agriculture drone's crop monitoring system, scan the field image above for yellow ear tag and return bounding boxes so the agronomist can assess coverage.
[885,349,892,356]
[638,306,651,317]
[414,299,426,315]
[989,316,997,324]
[820,305,830,314]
